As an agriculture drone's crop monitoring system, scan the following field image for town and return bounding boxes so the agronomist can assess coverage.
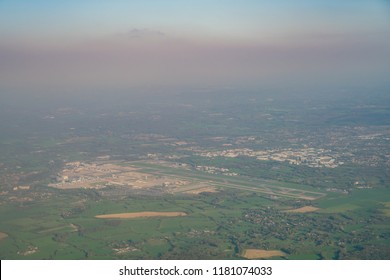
[196,147,343,168]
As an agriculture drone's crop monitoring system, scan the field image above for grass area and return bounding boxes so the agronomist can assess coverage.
[318,203,360,213]
[0,162,389,260]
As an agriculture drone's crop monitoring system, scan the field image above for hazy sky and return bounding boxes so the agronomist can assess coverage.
[1,0,389,91]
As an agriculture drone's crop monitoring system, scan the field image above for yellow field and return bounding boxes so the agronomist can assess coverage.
[381,202,390,216]
[0,232,9,240]
[95,211,187,219]
[242,249,286,259]
[285,206,319,213]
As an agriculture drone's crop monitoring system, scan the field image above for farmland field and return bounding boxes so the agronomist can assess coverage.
[1,1,390,264]
[0,89,389,260]
[0,158,389,259]
[242,249,286,259]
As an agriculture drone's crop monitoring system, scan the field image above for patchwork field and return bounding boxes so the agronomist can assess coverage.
[1,160,389,260]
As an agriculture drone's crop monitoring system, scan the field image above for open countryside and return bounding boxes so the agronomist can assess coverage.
[1,89,390,259]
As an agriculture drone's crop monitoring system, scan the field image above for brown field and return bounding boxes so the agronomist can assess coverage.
[185,187,218,195]
[285,206,319,213]
[243,249,286,259]
[0,231,8,240]
[242,249,286,259]
[95,211,187,219]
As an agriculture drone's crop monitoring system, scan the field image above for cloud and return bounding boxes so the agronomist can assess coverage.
[1,26,389,91]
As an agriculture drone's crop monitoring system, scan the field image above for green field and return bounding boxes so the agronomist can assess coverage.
[1,90,390,260]
[0,161,389,260]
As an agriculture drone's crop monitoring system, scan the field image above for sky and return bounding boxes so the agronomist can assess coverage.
[0,0,389,92]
